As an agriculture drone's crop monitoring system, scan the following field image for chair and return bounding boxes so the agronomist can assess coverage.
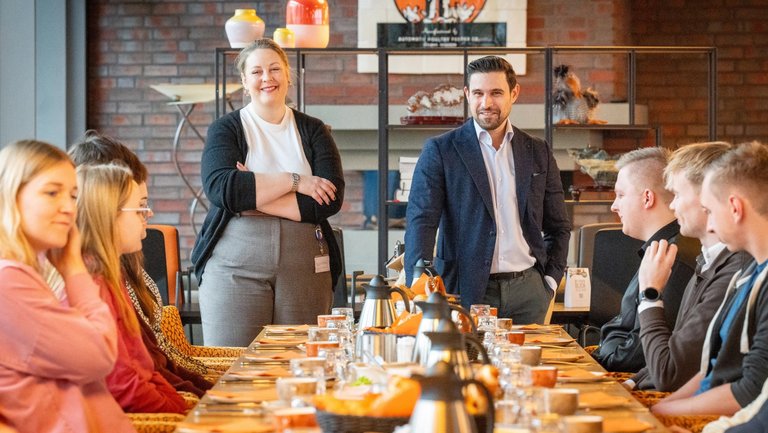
[579,227,644,345]
[160,305,243,377]
[331,226,348,309]
[577,222,623,268]
[142,225,202,337]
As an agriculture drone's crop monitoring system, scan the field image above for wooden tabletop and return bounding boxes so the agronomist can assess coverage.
[179,325,669,433]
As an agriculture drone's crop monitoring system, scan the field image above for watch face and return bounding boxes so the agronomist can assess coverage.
[642,288,660,301]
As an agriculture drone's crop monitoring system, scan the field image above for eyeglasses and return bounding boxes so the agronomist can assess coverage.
[121,207,152,219]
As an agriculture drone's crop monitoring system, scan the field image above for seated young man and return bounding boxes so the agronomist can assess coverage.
[594,147,700,373]
[652,141,768,417]
[628,142,750,391]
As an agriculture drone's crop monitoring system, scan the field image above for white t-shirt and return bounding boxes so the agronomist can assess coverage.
[240,103,312,176]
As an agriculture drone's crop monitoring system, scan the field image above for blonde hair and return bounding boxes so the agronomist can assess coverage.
[0,140,72,270]
[706,141,768,216]
[77,164,140,335]
[235,38,291,76]
[616,147,673,204]
[664,141,732,191]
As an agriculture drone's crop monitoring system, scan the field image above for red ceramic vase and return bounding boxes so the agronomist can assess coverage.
[286,0,329,48]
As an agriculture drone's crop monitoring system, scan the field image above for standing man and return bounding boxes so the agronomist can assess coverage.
[594,147,700,373]
[628,142,750,391]
[405,56,571,324]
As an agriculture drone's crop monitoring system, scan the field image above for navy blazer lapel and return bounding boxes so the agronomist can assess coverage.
[512,127,532,218]
[454,121,494,218]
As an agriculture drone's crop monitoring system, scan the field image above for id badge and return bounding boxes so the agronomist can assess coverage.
[314,255,330,273]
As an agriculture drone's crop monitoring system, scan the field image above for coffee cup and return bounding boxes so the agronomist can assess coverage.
[520,345,542,366]
[317,314,346,327]
[496,318,514,331]
[561,415,603,433]
[530,366,558,388]
[505,331,526,345]
[272,407,317,432]
[305,340,339,357]
[544,388,579,415]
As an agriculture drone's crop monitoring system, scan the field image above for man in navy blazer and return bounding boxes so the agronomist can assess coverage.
[405,56,571,324]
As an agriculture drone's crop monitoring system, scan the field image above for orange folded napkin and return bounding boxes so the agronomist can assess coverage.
[409,273,446,297]
[578,391,633,409]
[365,311,422,336]
[602,417,653,433]
[557,368,604,380]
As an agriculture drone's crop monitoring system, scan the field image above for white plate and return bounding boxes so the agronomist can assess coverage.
[206,388,278,403]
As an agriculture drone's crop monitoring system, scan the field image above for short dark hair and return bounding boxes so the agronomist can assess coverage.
[68,130,148,183]
[466,56,517,91]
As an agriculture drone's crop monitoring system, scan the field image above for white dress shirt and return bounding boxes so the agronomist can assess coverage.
[474,119,536,275]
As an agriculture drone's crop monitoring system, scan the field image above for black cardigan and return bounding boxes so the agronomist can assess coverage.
[191,108,345,287]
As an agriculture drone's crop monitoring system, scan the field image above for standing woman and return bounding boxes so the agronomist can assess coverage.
[0,140,134,432]
[77,164,187,414]
[192,38,345,346]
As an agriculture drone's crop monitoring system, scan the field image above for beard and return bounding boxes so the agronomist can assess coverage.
[474,109,507,131]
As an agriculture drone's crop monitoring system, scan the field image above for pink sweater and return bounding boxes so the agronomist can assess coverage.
[97,277,186,414]
[0,260,134,433]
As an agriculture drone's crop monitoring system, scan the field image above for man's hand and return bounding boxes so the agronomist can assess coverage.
[638,240,678,295]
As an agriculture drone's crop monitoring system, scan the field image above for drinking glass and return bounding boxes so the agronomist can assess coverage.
[331,307,355,330]
[478,314,498,332]
[276,377,320,407]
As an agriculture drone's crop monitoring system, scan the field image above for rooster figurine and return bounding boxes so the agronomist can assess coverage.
[552,65,606,125]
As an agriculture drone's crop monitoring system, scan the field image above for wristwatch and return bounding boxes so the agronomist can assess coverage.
[290,172,300,192]
[640,287,662,302]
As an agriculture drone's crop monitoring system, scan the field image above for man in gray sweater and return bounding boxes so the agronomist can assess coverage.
[627,142,750,392]
[652,141,768,417]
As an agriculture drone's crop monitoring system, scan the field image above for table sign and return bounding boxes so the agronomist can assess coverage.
[565,268,591,308]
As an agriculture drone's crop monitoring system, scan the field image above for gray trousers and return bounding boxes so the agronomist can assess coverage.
[199,215,332,346]
[481,266,553,325]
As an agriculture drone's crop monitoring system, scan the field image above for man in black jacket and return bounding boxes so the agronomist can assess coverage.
[593,147,699,373]
[628,142,751,392]
[652,141,768,417]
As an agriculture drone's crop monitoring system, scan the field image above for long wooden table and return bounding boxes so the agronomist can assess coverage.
[178,326,669,433]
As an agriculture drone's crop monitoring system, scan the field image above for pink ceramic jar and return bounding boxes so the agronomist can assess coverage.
[286,0,329,48]
[225,9,265,48]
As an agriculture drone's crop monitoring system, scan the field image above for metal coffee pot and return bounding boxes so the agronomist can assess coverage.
[422,330,489,380]
[409,361,494,433]
[357,274,411,330]
[412,292,477,363]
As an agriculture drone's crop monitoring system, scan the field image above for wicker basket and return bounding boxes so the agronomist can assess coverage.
[314,410,409,433]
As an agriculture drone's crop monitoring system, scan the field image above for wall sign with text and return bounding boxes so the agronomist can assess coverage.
[358,0,527,74]
[381,0,504,48]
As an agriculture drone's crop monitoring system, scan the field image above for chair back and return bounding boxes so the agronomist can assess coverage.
[331,226,349,308]
[588,227,643,327]
[577,222,622,268]
[141,225,181,305]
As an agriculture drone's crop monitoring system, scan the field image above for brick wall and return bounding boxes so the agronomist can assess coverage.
[631,0,768,146]
[89,0,766,263]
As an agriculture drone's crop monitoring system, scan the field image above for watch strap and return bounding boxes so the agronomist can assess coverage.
[290,172,300,192]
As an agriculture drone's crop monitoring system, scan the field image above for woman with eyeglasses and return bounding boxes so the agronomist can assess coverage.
[69,131,213,397]
[77,163,187,414]
[192,38,345,346]
[0,140,134,432]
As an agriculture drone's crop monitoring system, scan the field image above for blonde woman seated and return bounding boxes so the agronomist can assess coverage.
[0,140,133,432]
[77,163,187,414]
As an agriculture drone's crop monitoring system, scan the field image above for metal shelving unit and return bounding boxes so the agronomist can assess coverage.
[213,45,717,275]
